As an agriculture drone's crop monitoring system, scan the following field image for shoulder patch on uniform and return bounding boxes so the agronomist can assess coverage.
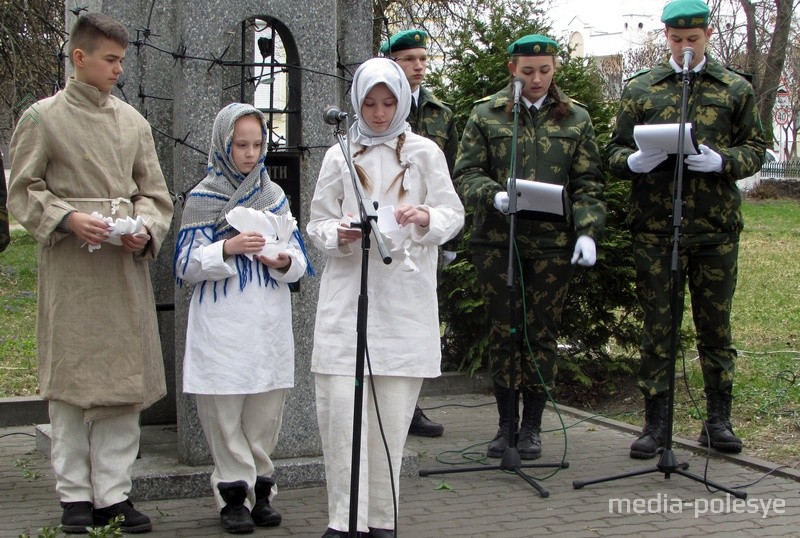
[725,66,753,84]
[569,97,587,109]
[626,68,651,81]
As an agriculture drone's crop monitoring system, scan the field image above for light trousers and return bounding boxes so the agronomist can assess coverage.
[49,400,141,508]
[195,390,286,510]
[315,374,422,533]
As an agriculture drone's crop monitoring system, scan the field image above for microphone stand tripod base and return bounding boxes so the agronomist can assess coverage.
[419,445,569,499]
[572,446,745,500]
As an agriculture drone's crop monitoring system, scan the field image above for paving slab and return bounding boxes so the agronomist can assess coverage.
[3,394,798,538]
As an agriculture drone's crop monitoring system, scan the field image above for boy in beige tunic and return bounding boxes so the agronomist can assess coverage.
[8,12,173,534]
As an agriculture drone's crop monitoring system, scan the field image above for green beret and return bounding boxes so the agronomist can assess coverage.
[507,34,559,56]
[379,29,428,54]
[661,0,710,28]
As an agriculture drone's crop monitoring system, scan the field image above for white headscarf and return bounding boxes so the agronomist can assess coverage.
[348,58,412,146]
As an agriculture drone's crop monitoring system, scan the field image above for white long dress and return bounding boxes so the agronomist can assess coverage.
[177,230,307,394]
[307,132,464,377]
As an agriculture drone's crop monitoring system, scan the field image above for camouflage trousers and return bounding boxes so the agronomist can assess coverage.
[472,245,574,390]
[633,235,739,397]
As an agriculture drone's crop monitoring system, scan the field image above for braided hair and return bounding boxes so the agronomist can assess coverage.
[352,133,408,202]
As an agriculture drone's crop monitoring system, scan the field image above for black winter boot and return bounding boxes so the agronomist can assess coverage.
[92,499,152,533]
[698,391,742,453]
[486,383,519,458]
[251,476,281,527]
[217,481,255,534]
[629,395,669,459]
[518,389,547,460]
[61,501,93,534]
[408,405,444,437]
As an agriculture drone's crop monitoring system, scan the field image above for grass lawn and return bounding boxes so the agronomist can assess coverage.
[673,199,800,466]
[0,229,37,397]
[585,199,800,467]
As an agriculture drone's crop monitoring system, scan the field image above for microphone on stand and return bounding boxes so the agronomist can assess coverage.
[681,47,695,75]
[323,105,348,125]
[512,76,525,104]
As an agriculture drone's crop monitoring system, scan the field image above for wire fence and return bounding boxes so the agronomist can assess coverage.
[761,160,800,180]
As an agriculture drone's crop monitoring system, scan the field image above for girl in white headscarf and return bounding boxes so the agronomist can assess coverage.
[307,58,464,538]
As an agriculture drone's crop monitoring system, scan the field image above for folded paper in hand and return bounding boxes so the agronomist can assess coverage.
[86,212,150,253]
[225,206,297,260]
[507,178,565,219]
[633,123,700,155]
[377,205,418,272]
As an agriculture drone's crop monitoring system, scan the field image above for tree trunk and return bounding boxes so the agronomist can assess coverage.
[753,0,794,140]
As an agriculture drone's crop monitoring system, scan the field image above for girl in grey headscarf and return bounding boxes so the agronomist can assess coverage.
[307,58,464,538]
[175,103,312,534]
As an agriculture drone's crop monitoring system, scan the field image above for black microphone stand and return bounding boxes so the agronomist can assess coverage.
[419,85,568,498]
[572,59,744,500]
[329,116,393,538]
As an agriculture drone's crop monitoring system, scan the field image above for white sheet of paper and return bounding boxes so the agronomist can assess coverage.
[376,205,400,232]
[633,123,700,155]
[507,179,565,216]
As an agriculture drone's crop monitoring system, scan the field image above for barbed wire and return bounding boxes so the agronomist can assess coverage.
[55,0,356,162]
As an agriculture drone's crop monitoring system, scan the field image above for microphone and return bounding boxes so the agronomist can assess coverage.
[323,105,347,125]
[681,46,694,74]
[512,76,525,104]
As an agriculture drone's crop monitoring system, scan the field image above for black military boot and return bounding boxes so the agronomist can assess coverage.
[217,481,255,534]
[60,501,93,534]
[251,476,281,527]
[698,391,742,453]
[629,394,669,459]
[518,389,547,460]
[408,405,444,437]
[486,383,519,458]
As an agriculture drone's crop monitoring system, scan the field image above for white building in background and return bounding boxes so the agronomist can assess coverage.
[551,0,664,57]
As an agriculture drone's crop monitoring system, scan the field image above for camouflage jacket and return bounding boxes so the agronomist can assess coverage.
[0,155,9,252]
[606,56,767,239]
[453,84,606,248]
[408,86,459,174]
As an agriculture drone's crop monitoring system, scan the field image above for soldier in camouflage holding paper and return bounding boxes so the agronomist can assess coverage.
[454,34,605,460]
[380,29,460,438]
[606,0,767,459]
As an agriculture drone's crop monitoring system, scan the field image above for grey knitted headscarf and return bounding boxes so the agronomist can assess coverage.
[175,103,312,298]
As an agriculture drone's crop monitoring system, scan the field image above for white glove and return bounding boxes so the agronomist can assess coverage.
[684,144,723,173]
[493,191,510,214]
[571,235,596,267]
[627,148,668,174]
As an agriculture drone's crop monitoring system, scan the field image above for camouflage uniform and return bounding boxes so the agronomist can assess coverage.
[407,86,459,175]
[1,154,9,253]
[408,86,460,264]
[454,84,606,389]
[606,56,767,397]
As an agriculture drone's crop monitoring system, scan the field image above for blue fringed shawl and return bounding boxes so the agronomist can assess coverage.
[174,103,313,299]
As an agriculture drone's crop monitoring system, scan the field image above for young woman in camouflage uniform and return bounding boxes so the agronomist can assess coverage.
[606,0,767,459]
[453,34,606,461]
